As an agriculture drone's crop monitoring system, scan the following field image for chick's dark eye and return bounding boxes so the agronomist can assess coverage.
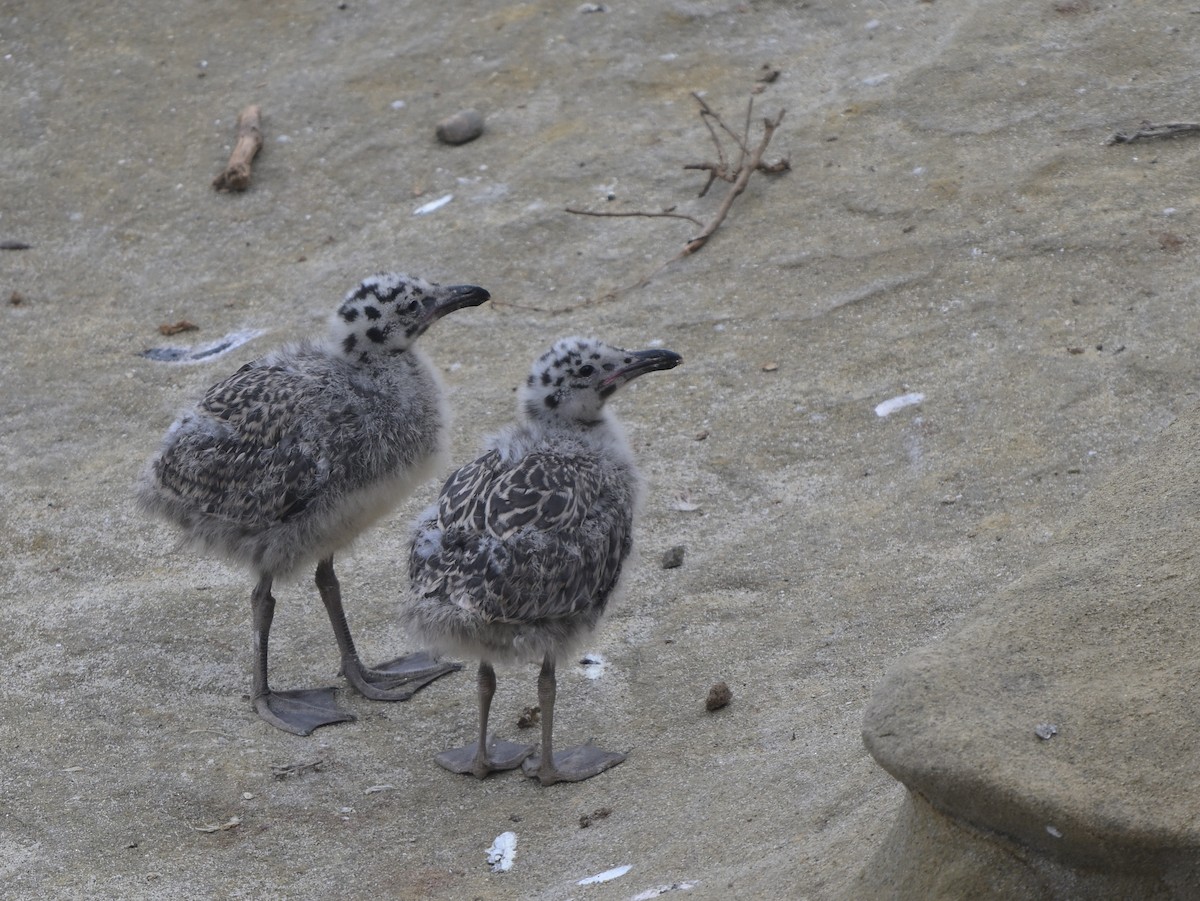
[577,364,595,377]
[406,300,419,313]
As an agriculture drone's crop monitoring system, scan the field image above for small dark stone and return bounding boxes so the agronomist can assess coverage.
[662,545,685,569]
[756,64,781,83]
[0,240,32,250]
[517,705,540,729]
[436,109,484,145]
[706,681,732,712]
[579,806,612,828]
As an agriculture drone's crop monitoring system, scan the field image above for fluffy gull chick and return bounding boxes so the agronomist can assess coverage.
[137,271,489,735]
[404,336,682,784]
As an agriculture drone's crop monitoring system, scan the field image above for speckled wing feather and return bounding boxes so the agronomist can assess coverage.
[483,451,598,538]
[153,360,342,528]
[432,448,508,535]
[200,362,309,447]
[412,450,633,626]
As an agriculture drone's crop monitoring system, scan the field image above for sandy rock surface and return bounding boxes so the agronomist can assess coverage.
[3,1,1200,898]
[861,405,1200,898]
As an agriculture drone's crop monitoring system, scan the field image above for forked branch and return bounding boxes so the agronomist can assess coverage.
[552,88,788,307]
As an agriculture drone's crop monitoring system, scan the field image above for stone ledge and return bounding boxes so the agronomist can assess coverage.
[856,408,1200,896]
[845,793,1198,900]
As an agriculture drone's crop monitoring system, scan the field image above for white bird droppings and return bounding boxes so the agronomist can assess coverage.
[413,193,454,215]
[874,392,924,418]
[577,864,631,885]
[579,653,607,680]
[486,831,517,872]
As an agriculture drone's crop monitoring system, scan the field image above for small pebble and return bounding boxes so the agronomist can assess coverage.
[158,320,199,336]
[662,545,685,569]
[1035,723,1058,740]
[436,109,484,145]
[579,806,612,828]
[706,681,732,712]
[756,64,780,83]
[516,705,540,729]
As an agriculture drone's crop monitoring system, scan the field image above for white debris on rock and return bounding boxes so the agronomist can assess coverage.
[875,392,925,418]
[413,193,453,215]
[577,863,631,885]
[487,831,517,872]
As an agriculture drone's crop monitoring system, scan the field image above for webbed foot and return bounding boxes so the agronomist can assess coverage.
[521,741,626,786]
[436,738,535,778]
[343,650,462,701]
[253,687,355,736]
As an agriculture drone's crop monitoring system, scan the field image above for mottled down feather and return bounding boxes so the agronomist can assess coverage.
[141,342,445,575]
[409,444,635,630]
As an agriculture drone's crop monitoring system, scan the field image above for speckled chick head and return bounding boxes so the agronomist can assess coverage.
[519,336,683,426]
[332,272,489,361]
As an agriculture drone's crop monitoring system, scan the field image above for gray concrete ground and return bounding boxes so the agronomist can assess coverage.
[3,1,1200,898]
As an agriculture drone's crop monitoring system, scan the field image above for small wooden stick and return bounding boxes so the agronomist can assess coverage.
[738,95,754,165]
[694,91,748,154]
[531,89,788,312]
[681,110,785,256]
[1106,122,1200,145]
[565,207,705,227]
[213,105,263,192]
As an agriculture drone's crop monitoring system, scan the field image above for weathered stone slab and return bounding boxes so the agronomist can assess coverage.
[859,408,1200,896]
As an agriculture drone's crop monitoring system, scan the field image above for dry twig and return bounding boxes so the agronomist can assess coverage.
[213,105,263,192]
[271,752,331,779]
[158,320,199,336]
[554,88,788,307]
[679,93,787,257]
[1106,121,1200,145]
[564,207,704,227]
[190,816,242,833]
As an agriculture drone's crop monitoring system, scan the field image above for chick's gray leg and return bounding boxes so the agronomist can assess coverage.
[522,654,626,785]
[315,556,461,700]
[250,573,353,735]
[436,661,533,777]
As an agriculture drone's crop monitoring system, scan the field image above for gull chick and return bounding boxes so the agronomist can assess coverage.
[404,336,682,785]
[137,271,489,735]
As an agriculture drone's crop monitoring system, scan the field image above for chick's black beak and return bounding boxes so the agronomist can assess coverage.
[427,284,491,322]
[603,348,684,388]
